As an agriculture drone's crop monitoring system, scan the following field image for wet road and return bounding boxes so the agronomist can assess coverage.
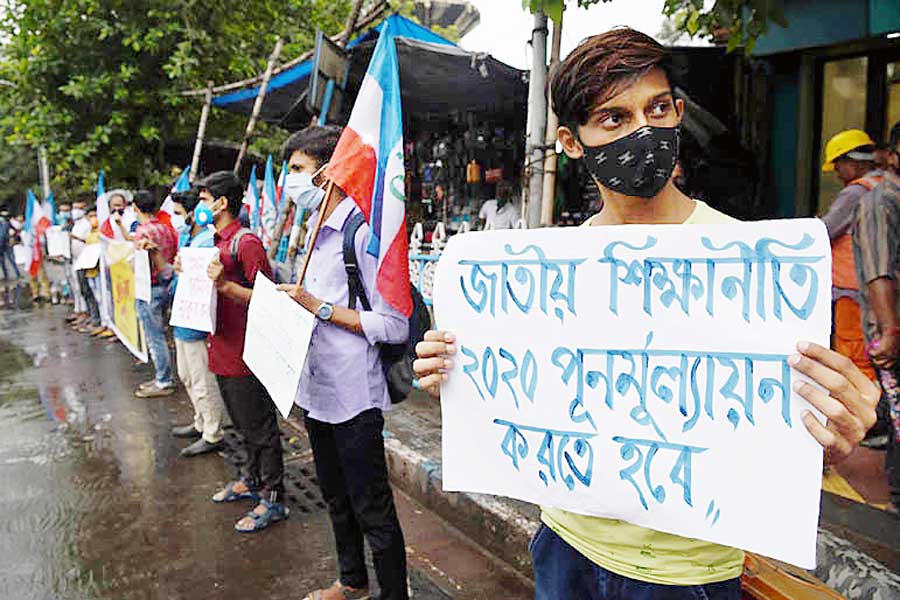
[0,305,532,600]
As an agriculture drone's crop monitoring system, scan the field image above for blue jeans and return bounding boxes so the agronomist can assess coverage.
[530,524,741,600]
[136,283,173,386]
[0,245,19,280]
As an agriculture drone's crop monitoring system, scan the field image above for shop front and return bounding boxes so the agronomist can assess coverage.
[754,0,900,217]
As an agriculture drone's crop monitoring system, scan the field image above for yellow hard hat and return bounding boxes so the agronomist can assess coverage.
[822,129,876,172]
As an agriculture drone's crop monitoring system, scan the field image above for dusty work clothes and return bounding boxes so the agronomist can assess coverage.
[823,170,882,382]
[175,338,224,444]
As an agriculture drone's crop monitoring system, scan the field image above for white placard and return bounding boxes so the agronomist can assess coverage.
[12,244,30,266]
[73,243,101,271]
[134,249,151,302]
[169,247,218,333]
[433,219,832,569]
[243,273,316,419]
[46,226,71,259]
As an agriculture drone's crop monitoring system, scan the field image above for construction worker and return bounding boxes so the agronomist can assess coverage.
[821,129,882,381]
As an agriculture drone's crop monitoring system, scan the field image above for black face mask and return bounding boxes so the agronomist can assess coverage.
[579,125,680,199]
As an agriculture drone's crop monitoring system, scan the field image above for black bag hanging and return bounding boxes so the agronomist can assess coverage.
[342,212,430,403]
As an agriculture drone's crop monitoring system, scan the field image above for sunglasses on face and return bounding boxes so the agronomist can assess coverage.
[112,208,126,215]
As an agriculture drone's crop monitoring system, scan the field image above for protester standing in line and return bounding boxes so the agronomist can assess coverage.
[0,209,20,282]
[277,126,411,600]
[81,207,103,332]
[65,201,88,326]
[852,120,900,512]
[131,190,178,398]
[415,28,879,600]
[821,129,883,382]
[70,201,100,333]
[200,171,288,533]
[100,191,133,241]
[169,191,226,457]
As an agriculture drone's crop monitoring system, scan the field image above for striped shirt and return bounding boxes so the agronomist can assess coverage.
[852,171,900,345]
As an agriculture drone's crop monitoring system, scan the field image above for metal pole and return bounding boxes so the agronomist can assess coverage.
[541,13,563,226]
[524,12,548,229]
[233,38,284,175]
[38,146,51,199]
[190,81,213,183]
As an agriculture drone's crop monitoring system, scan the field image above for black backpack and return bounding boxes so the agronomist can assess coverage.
[343,212,431,403]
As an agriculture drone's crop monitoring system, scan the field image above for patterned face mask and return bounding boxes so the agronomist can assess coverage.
[579,125,680,199]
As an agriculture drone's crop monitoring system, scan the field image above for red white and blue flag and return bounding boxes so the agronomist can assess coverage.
[260,155,279,249]
[24,188,52,277]
[326,19,411,317]
[243,164,261,234]
[158,165,190,229]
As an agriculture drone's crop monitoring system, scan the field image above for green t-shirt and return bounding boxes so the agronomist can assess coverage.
[542,200,744,586]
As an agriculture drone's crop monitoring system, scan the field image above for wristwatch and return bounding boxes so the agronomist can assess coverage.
[315,302,334,321]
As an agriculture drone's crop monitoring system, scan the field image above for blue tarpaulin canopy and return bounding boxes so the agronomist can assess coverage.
[210,14,525,130]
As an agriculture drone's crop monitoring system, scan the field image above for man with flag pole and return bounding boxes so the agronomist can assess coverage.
[276,17,412,600]
[24,189,52,302]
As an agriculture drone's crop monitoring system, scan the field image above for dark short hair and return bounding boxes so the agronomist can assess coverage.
[199,171,245,217]
[550,28,672,133]
[87,205,97,214]
[281,125,342,166]
[133,190,159,214]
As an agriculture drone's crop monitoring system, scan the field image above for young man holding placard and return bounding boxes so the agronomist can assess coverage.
[414,28,879,599]
[169,191,226,458]
[199,171,288,533]
[276,126,410,600]
[132,190,178,399]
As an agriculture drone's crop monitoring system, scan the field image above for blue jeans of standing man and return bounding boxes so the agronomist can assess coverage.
[531,524,741,600]
[0,245,20,281]
[136,283,174,386]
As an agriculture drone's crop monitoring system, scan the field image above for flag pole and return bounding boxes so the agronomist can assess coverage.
[294,180,334,288]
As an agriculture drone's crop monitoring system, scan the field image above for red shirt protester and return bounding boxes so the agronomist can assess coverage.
[133,216,178,284]
[207,221,272,377]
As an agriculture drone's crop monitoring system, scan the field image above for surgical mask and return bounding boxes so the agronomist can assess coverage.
[58,211,71,222]
[283,172,325,210]
[193,202,215,227]
[579,125,680,199]
[71,208,85,220]
[170,214,186,231]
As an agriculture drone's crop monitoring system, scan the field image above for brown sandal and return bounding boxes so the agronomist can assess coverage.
[304,580,370,600]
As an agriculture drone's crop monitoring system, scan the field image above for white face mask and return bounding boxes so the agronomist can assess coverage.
[170,214,186,231]
[71,208,85,220]
[283,172,326,210]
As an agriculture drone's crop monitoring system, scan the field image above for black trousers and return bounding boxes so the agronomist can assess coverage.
[304,408,408,600]
[217,374,284,501]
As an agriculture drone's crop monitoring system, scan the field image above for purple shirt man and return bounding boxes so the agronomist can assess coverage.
[293,197,408,423]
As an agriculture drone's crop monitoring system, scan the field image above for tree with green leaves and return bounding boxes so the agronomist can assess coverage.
[522,0,787,53]
[0,0,353,202]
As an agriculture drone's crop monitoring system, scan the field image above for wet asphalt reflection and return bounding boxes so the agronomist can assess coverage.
[0,306,460,600]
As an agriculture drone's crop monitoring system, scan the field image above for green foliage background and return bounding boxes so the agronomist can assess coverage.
[1,0,782,209]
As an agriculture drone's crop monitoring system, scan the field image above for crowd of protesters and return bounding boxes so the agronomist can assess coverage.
[1,26,897,600]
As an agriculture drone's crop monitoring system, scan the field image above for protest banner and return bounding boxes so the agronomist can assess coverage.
[103,240,148,362]
[244,273,315,418]
[46,226,71,259]
[73,243,101,271]
[134,249,151,303]
[169,247,218,333]
[433,220,831,569]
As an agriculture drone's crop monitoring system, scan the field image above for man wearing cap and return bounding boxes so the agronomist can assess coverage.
[821,129,883,382]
